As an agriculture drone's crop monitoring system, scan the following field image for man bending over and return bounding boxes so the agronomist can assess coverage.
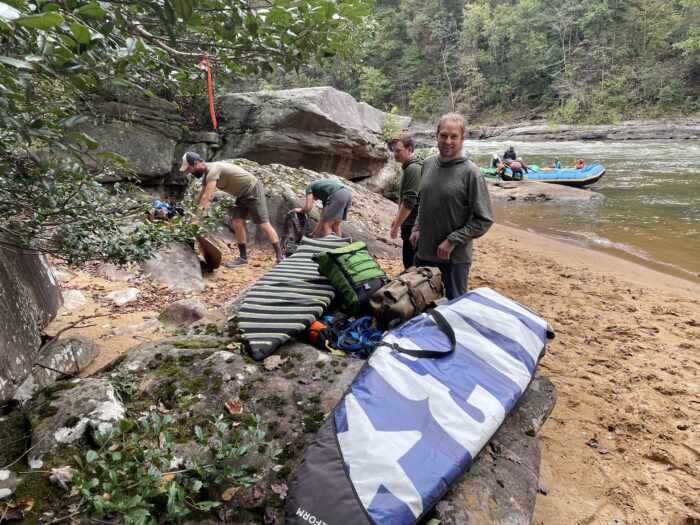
[297,178,353,238]
[180,152,284,266]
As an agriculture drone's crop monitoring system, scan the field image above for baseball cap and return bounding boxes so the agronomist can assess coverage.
[180,151,202,171]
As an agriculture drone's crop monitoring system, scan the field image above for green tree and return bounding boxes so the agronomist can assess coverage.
[408,81,443,120]
[116,0,699,127]
[359,65,393,108]
[0,0,372,264]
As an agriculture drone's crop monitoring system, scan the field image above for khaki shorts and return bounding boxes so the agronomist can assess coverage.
[232,180,269,224]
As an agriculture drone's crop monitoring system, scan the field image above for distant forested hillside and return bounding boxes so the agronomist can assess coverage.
[259,0,700,124]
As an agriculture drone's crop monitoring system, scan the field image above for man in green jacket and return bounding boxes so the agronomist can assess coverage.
[389,133,422,269]
[409,113,493,300]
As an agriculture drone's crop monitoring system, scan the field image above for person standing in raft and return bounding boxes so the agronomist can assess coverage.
[389,133,422,269]
[553,157,561,169]
[297,178,353,238]
[409,113,494,300]
[180,152,285,267]
[503,145,517,161]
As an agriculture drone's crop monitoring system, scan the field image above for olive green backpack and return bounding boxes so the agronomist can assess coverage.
[313,241,387,315]
[369,266,446,328]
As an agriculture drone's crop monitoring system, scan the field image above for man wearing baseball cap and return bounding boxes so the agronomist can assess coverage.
[180,152,284,266]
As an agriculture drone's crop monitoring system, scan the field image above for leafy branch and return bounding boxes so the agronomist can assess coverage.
[71,412,265,523]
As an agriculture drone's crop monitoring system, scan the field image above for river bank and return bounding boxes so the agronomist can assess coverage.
[476,225,699,525]
[46,222,700,524]
[411,119,700,146]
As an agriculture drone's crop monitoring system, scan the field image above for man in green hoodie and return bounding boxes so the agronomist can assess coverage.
[409,113,493,300]
[389,133,422,269]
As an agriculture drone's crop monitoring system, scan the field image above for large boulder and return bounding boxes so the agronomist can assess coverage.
[9,334,557,523]
[0,242,63,400]
[215,86,410,180]
[25,378,126,469]
[357,160,402,199]
[80,90,185,183]
[141,242,206,292]
[167,131,222,186]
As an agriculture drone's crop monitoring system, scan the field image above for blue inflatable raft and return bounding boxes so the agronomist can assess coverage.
[499,163,605,187]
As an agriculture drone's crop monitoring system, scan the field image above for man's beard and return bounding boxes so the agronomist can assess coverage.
[193,168,205,178]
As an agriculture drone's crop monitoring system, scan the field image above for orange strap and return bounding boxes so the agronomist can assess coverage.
[197,54,217,130]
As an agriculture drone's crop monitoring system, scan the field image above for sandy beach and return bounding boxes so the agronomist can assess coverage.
[475,226,700,525]
[47,225,700,524]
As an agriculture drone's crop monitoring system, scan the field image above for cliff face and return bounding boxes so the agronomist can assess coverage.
[216,86,409,181]
[0,242,62,399]
[410,121,700,146]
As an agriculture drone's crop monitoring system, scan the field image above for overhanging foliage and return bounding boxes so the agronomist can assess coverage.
[0,0,372,264]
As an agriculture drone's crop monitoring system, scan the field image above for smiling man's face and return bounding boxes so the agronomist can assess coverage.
[436,122,465,162]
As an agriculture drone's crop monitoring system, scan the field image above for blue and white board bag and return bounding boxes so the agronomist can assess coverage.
[285,287,553,525]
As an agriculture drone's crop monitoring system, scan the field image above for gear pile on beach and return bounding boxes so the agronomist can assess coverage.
[230,232,554,525]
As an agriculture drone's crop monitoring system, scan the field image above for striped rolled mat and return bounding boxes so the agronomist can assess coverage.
[238,235,350,361]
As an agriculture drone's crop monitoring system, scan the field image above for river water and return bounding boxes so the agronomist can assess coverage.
[463,139,700,281]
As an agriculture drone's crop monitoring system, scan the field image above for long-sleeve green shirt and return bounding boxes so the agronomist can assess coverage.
[399,158,422,225]
[414,156,494,264]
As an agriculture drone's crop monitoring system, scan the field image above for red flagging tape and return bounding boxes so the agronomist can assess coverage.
[197,54,217,130]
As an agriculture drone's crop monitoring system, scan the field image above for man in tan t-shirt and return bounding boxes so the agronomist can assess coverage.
[180,152,284,266]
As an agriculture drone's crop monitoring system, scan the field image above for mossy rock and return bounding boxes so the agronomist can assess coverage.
[43,381,77,399]
[173,339,222,349]
[98,353,128,374]
[0,409,29,469]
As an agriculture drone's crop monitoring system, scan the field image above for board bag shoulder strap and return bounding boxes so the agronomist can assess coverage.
[381,309,456,358]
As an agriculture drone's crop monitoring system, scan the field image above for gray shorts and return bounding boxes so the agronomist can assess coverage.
[323,187,352,221]
[232,180,269,224]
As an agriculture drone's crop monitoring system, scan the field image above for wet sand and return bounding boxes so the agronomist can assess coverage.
[47,225,700,524]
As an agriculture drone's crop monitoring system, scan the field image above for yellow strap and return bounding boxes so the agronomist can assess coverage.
[325,340,345,356]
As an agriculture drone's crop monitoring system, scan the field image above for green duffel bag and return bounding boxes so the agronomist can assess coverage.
[313,241,388,315]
